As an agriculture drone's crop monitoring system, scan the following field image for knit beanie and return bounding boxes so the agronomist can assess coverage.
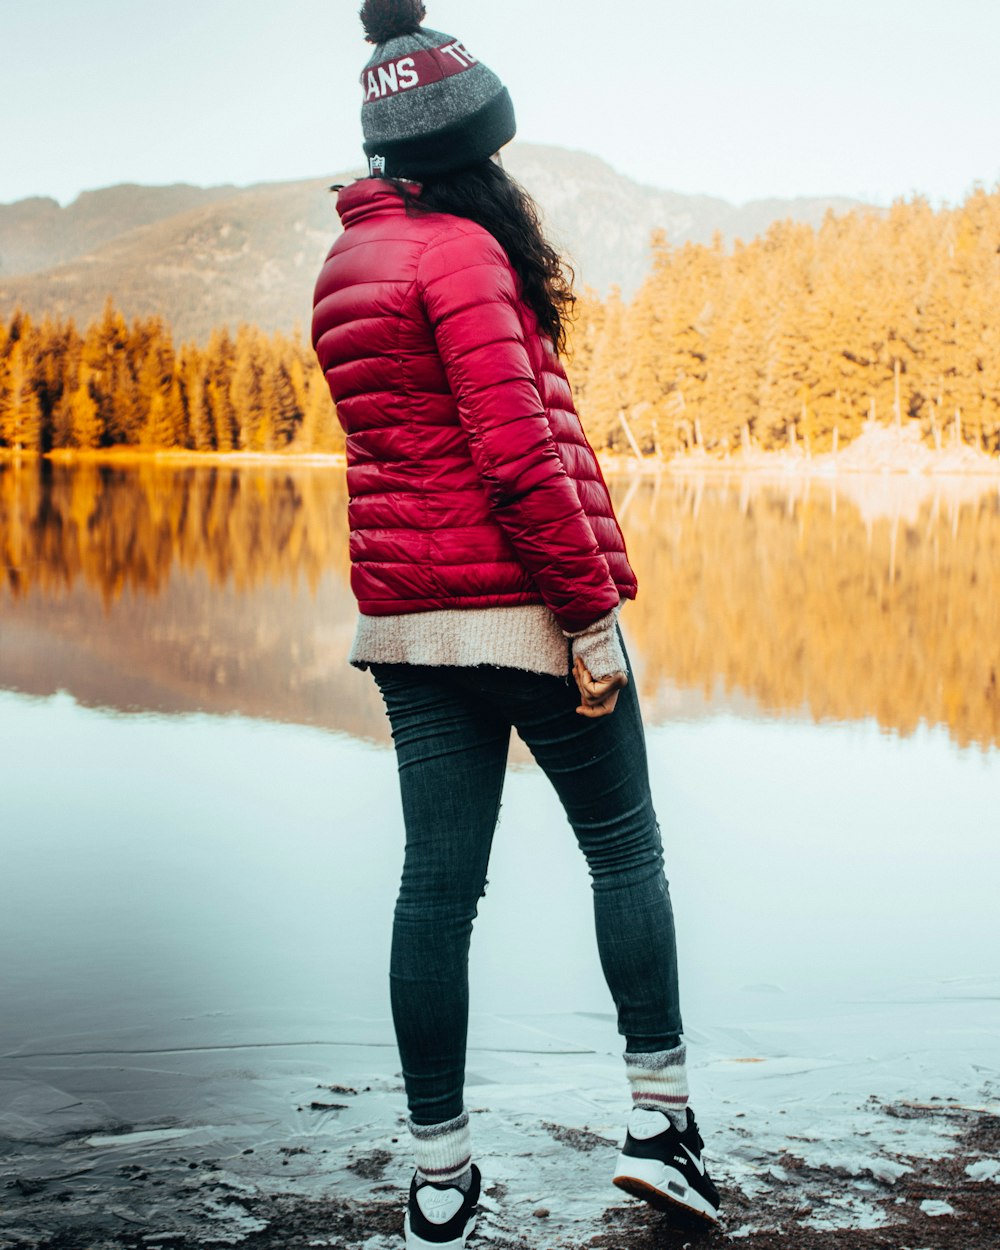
[358,0,516,178]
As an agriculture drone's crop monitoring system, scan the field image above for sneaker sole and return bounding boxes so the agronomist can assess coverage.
[404,1211,477,1249]
[613,1157,719,1225]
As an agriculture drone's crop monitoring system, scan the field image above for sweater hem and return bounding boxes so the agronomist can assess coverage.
[350,605,574,677]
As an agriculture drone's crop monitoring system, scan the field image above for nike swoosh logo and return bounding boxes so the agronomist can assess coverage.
[681,1143,706,1176]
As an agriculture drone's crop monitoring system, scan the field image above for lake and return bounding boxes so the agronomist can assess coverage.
[1,459,999,1057]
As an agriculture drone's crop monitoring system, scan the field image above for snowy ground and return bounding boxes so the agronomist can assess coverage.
[2,986,998,1249]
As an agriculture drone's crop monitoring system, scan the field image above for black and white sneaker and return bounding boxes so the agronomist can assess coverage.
[404,1163,481,1248]
[612,1106,721,1224]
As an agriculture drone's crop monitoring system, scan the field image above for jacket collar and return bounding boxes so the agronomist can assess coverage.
[337,177,421,228]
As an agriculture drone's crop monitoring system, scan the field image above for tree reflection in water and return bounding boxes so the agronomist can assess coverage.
[1,460,997,748]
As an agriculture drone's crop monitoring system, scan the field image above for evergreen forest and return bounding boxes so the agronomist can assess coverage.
[2,186,999,458]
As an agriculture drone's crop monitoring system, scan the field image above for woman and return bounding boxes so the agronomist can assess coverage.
[312,3,721,1244]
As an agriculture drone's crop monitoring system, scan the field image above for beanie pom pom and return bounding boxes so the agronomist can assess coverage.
[360,0,427,44]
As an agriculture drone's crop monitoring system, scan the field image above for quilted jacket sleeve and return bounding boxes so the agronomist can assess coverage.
[416,226,620,634]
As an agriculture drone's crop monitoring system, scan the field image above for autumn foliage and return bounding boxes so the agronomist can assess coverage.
[2,186,1000,458]
[569,187,1000,457]
[0,301,341,455]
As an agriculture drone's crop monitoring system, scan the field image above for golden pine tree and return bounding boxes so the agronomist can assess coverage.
[580,288,629,451]
[0,331,44,451]
[68,370,102,450]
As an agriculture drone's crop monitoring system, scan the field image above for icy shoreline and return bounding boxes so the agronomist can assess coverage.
[2,986,998,1248]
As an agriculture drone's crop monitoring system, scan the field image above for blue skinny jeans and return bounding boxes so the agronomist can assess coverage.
[370,640,682,1126]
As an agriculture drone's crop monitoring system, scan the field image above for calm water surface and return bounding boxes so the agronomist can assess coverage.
[1,461,998,1058]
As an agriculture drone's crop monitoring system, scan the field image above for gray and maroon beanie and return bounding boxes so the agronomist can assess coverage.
[358,0,516,178]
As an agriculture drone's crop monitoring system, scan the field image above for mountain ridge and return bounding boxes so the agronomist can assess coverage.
[0,144,867,343]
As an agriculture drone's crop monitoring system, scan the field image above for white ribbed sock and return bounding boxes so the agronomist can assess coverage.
[409,1111,473,1189]
[624,1043,689,1131]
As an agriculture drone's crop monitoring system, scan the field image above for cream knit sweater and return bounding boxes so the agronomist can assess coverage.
[349,603,625,678]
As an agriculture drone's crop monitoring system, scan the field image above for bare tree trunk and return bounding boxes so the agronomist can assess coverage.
[618,408,644,460]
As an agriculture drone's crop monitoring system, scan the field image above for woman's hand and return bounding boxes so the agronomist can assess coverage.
[572,657,628,718]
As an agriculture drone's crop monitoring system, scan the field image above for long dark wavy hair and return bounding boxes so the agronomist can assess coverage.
[394,161,575,354]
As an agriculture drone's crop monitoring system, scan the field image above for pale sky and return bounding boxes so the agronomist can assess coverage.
[4,0,998,208]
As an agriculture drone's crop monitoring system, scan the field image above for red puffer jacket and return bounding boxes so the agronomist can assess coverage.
[311,178,637,634]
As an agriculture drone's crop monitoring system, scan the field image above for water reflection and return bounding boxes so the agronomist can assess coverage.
[1,460,998,747]
[623,471,1000,749]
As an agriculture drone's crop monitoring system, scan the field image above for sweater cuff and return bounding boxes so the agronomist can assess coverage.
[563,606,625,679]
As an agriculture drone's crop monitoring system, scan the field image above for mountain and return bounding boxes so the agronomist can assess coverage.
[0,183,241,277]
[0,144,865,343]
